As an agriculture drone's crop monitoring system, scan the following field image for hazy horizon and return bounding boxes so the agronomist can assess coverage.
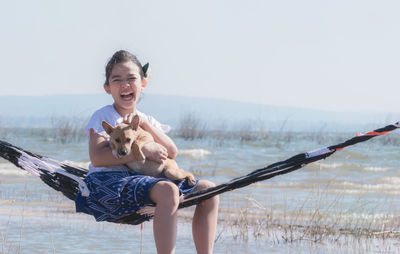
[1,92,400,114]
[0,93,398,131]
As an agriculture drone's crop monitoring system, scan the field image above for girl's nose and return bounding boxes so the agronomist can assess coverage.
[121,81,132,88]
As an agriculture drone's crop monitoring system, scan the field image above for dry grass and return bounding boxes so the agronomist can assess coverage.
[0,118,87,145]
[1,113,398,146]
[50,116,87,144]
[175,112,207,140]
[1,181,400,253]
[174,112,271,144]
[218,192,400,248]
[173,112,400,148]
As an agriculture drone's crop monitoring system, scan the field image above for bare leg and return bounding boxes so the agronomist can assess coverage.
[150,181,180,254]
[192,180,219,254]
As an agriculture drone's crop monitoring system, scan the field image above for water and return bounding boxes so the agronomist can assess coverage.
[1,128,400,253]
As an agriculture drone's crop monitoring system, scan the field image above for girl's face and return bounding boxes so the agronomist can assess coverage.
[104,61,147,117]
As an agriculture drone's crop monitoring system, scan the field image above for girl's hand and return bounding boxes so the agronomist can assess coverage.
[123,113,148,128]
[141,142,168,163]
[122,113,137,124]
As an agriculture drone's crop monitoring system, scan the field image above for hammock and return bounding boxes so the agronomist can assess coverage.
[0,122,399,225]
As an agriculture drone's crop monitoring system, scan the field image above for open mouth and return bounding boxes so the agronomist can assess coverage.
[120,92,134,101]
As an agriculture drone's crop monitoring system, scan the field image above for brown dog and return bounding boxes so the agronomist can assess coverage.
[102,115,196,186]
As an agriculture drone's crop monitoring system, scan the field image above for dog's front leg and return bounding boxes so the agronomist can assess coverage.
[131,142,146,161]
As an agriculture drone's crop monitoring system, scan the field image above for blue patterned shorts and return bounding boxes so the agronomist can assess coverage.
[75,170,197,224]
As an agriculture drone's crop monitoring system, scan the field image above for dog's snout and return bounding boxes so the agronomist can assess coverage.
[118,149,127,156]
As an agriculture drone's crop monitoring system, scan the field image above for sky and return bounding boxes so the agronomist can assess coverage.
[0,0,399,113]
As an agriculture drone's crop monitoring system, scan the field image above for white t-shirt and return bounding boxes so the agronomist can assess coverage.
[85,104,171,174]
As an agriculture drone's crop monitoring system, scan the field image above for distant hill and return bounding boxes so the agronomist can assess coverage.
[0,94,398,131]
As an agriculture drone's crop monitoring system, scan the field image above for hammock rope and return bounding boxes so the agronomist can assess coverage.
[0,122,399,225]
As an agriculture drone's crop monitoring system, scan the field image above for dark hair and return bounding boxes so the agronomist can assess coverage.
[104,50,144,85]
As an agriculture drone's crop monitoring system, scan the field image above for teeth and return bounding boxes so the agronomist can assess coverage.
[120,93,134,101]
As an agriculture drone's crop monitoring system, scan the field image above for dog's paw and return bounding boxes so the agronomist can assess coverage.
[186,174,196,186]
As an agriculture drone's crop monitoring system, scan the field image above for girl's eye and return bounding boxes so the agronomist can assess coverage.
[126,138,131,143]
[115,138,121,143]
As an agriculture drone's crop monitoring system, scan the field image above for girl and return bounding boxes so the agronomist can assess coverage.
[75,50,219,254]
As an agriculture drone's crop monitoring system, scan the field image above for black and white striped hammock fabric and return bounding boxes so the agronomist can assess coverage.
[0,122,399,225]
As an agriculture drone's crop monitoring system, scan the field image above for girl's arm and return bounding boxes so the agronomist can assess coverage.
[140,119,178,159]
[88,128,138,167]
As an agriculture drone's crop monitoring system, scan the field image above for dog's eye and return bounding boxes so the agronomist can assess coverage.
[115,138,121,143]
[126,138,131,143]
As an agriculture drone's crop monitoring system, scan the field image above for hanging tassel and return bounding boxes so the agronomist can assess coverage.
[140,223,144,254]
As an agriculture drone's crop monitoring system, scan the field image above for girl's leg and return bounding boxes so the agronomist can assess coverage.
[192,180,219,254]
[150,181,180,254]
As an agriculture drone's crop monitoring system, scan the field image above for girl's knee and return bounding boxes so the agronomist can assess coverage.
[196,180,219,205]
[150,181,180,208]
[195,180,216,191]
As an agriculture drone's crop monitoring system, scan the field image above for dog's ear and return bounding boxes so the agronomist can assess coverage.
[102,121,114,135]
[131,115,140,130]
